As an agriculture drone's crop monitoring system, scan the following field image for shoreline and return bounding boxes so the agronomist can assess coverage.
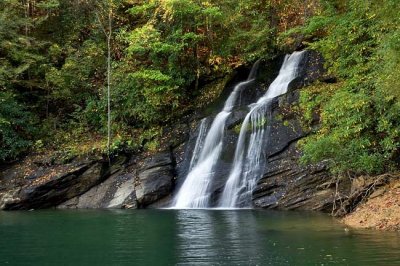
[341,178,400,231]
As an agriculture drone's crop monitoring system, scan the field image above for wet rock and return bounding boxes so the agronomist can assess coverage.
[135,152,175,207]
[170,50,331,209]
[0,187,21,209]
[161,122,191,150]
[249,50,339,212]
[58,152,177,209]
[0,50,335,212]
[108,177,136,208]
[253,140,334,212]
[58,172,136,209]
[3,161,110,210]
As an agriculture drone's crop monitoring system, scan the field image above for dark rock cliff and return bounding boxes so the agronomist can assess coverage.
[253,51,337,212]
[1,159,110,210]
[171,50,339,211]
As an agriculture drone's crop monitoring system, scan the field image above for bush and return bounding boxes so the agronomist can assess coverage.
[0,92,37,161]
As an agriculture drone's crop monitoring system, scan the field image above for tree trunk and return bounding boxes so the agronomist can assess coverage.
[96,1,113,159]
[106,10,112,157]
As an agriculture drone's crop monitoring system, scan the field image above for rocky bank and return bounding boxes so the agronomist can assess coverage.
[342,174,400,231]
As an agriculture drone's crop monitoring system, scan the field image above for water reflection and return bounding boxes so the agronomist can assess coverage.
[176,210,218,264]
[175,210,280,265]
[174,210,400,265]
[218,211,262,264]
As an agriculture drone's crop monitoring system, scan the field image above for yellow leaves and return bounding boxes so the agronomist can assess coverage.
[227,56,244,69]
[201,1,211,8]
[207,55,243,71]
[159,0,199,22]
[208,55,223,65]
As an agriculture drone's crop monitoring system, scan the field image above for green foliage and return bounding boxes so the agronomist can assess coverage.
[117,1,214,126]
[113,69,183,126]
[112,0,275,128]
[0,92,37,161]
[218,1,275,62]
[0,1,45,89]
[296,0,400,175]
[46,40,105,104]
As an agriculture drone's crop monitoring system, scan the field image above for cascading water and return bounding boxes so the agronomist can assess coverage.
[188,118,209,171]
[219,51,305,208]
[171,61,261,209]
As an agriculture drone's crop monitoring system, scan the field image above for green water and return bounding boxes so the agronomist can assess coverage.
[0,210,399,265]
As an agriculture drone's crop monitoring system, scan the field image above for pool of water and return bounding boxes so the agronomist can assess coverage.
[0,209,399,265]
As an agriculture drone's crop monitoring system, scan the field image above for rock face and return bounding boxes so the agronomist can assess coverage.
[172,50,339,211]
[0,151,176,210]
[58,171,136,209]
[254,139,335,212]
[2,160,110,210]
[251,51,338,212]
[251,51,340,211]
[135,152,175,207]
[59,152,176,209]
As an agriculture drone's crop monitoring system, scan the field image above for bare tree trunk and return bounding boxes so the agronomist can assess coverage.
[24,0,29,36]
[46,80,50,118]
[106,10,112,158]
[97,1,113,159]
[195,44,200,92]
[207,16,214,56]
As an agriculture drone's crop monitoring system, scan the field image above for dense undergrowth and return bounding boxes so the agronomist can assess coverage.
[0,0,312,160]
[0,0,399,177]
[292,0,400,176]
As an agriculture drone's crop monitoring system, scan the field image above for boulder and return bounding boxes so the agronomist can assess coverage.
[58,171,136,209]
[3,160,110,210]
[135,152,175,207]
[58,151,177,209]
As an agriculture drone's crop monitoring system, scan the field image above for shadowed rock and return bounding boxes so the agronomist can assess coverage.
[136,152,175,207]
[3,160,110,210]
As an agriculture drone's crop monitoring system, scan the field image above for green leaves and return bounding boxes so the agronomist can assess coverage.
[298,0,400,176]
[114,0,275,131]
[0,92,37,161]
[112,68,182,126]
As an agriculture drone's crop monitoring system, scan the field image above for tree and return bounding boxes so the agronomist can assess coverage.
[96,0,113,157]
[0,0,42,161]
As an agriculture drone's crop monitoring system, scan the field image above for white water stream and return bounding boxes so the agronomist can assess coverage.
[219,51,305,208]
[172,51,304,209]
[171,61,261,208]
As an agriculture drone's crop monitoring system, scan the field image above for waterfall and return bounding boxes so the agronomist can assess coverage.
[219,51,305,208]
[188,118,209,171]
[171,61,261,209]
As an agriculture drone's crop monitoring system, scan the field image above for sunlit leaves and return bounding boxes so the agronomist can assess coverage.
[298,0,400,175]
